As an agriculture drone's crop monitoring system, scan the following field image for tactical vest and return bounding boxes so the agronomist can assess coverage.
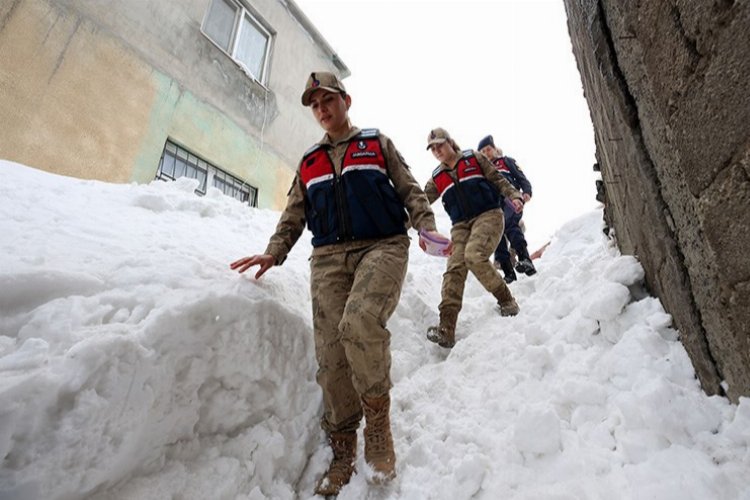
[299,129,407,247]
[432,150,502,224]
[492,156,521,191]
[492,157,511,175]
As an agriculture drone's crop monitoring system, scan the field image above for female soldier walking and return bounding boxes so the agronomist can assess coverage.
[423,128,523,348]
[231,72,448,495]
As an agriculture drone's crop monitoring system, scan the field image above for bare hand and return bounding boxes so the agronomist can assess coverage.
[522,193,531,204]
[230,254,275,279]
[511,199,524,213]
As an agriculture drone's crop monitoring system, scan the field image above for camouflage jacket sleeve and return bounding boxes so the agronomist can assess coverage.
[381,134,437,232]
[263,172,307,265]
[477,151,522,201]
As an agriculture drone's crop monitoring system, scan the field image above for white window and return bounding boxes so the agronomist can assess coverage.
[202,0,273,83]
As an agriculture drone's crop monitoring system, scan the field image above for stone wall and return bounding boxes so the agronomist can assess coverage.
[563,0,750,402]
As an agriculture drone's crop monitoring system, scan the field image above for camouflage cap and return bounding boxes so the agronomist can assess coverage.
[426,127,451,150]
[301,71,346,106]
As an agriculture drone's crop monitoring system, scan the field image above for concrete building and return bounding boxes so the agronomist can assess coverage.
[0,0,348,209]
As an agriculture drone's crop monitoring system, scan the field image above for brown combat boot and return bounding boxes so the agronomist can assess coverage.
[426,309,458,348]
[314,431,357,496]
[361,394,396,484]
[493,284,520,317]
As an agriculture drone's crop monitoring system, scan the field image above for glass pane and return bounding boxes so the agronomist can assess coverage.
[174,158,187,179]
[162,151,176,177]
[236,14,268,79]
[204,0,236,52]
[197,170,207,192]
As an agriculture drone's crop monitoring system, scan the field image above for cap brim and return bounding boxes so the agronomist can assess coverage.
[426,138,447,150]
[301,86,343,106]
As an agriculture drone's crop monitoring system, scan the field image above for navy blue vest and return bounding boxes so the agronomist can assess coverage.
[299,129,407,247]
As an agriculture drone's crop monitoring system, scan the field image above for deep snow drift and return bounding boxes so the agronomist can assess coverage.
[0,160,748,500]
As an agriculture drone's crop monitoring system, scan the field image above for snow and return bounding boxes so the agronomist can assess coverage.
[0,159,748,500]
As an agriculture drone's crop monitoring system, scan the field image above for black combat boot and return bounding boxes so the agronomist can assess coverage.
[514,248,537,276]
[499,259,517,283]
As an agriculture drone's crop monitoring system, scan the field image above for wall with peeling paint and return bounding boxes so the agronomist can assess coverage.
[0,0,342,209]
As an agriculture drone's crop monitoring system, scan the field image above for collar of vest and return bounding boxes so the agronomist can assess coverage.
[433,151,475,178]
[303,128,380,158]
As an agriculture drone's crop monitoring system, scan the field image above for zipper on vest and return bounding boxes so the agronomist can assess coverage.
[334,174,354,240]
[452,174,473,218]
[328,147,354,241]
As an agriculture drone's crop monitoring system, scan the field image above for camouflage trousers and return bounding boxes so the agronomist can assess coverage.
[440,208,506,314]
[310,235,409,433]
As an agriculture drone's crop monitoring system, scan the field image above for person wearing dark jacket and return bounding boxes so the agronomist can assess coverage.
[478,134,536,282]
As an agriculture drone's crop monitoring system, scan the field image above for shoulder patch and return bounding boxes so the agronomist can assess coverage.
[461,150,474,158]
[431,165,444,177]
[357,128,380,139]
[303,143,322,157]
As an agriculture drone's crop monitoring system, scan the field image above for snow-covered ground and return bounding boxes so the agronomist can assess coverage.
[0,160,748,500]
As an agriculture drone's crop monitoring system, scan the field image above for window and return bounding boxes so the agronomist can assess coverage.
[202,0,273,83]
[213,169,258,207]
[156,141,208,192]
[156,140,258,207]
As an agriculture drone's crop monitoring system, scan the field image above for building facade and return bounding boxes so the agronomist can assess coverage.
[0,0,348,209]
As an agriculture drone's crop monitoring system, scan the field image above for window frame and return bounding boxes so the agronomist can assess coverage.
[156,139,258,207]
[200,0,275,85]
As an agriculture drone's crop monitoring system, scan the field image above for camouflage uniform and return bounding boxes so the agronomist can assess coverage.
[265,126,436,433]
[424,151,522,320]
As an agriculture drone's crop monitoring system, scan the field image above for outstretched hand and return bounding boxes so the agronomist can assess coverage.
[230,254,275,279]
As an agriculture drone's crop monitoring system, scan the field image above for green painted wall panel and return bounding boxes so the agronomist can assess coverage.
[131,71,294,209]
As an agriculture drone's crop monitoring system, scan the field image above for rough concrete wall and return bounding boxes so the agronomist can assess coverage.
[563,0,750,402]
